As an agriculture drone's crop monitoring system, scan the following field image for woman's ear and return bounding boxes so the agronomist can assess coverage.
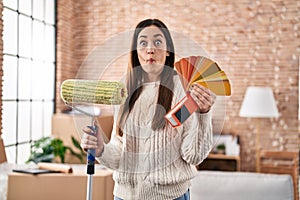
[166,51,170,56]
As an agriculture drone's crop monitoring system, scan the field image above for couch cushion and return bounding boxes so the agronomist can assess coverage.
[190,171,294,200]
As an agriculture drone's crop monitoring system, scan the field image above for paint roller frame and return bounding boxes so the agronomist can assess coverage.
[63,102,100,200]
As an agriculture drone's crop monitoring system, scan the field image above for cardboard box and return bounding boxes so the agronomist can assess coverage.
[7,165,114,200]
[52,113,113,163]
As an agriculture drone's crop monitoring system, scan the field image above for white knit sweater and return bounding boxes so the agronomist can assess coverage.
[97,75,213,200]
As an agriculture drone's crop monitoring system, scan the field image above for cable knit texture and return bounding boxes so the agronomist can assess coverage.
[97,75,213,200]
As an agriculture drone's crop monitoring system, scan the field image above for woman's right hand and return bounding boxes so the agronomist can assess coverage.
[81,121,105,157]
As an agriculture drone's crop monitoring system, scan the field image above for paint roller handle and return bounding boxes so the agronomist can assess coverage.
[86,125,98,175]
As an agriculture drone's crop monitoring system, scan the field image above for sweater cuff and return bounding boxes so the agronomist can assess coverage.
[195,110,212,125]
[96,142,109,160]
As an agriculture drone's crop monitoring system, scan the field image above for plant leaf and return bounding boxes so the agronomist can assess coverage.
[66,147,84,163]
[71,136,85,155]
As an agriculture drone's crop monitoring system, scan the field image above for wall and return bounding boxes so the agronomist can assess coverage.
[56,0,299,171]
[0,1,3,129]
[0,0,6,163]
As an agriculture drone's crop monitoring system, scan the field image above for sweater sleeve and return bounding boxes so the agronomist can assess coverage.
[95,107,123,170]
[95,128,123,170]
[180,111,213,165]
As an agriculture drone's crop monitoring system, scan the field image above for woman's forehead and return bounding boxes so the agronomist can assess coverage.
[138,25,165,39]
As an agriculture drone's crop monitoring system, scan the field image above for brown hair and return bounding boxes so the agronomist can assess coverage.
[117,19,176,136]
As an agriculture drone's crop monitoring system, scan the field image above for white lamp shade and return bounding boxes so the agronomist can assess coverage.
[239,87,279,118]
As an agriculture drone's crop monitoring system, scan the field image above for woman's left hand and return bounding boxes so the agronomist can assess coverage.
[190,83,216,113]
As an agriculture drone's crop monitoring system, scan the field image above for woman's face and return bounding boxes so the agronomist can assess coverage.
[137,25,169,81]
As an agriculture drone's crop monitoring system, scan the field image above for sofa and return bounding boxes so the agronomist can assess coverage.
[190,170,294,200]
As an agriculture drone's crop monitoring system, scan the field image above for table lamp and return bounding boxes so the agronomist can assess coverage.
[239,86,279,171]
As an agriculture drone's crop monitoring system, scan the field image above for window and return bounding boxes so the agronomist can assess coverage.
[2,0,56,164]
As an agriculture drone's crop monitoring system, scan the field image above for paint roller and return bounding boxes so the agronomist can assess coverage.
[60,79,127,200]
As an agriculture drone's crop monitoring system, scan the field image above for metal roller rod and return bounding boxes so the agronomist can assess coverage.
[86,174,93,200]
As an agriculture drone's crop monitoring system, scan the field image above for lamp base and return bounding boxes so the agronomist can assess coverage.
[255,118,261,172]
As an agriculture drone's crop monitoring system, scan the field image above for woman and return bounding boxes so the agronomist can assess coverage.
[81,19,215,200]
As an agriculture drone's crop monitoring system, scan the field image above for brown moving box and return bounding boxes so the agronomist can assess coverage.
[7,165,114,200]
[52,113,114,163]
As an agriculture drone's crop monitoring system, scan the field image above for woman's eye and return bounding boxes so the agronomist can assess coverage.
[139,41,147,47]
[154,40,162,46]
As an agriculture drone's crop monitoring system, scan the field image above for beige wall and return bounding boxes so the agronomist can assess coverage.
[12,0,300,171]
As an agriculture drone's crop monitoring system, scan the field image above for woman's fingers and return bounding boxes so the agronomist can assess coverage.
[81,131,98,150]
[82,129,98,140]
[190,83,216,113]
[82,137,98,146]
[192,84,216,100]
[82,126,97,135]
[81,122,104,157]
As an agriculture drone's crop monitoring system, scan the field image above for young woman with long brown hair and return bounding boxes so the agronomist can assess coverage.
[81,18,215,200]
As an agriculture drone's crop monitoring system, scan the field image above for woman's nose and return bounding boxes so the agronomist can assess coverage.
[146,47,154,54]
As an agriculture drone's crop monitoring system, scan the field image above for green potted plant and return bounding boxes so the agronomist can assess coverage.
[216,143,226,154]
[27,136,86,163]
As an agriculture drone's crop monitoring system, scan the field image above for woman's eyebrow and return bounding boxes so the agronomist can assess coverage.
[138,35,147,39]
[138,34,164,39]
[153,33,163,38]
